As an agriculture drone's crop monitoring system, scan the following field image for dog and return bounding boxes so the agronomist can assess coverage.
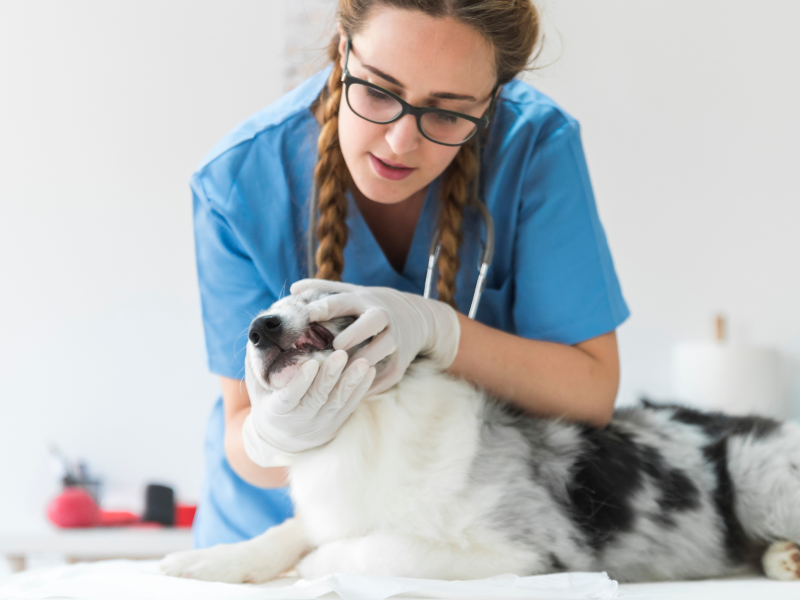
[161,288,800,583]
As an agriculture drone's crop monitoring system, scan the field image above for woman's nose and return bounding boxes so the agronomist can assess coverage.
[384,113,420,156]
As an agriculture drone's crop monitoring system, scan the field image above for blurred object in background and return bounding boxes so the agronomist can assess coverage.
[48,446,101,502]
[142,484,174,527]
[46,480,195,530]
[46,488,100,529]
[44,450,195,530]
[3,478,197,572]
[672,314,790,419]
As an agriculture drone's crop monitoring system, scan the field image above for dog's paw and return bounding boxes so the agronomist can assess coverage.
[296,540,355,580]
[160,543,277,584]
[763,541,800,581]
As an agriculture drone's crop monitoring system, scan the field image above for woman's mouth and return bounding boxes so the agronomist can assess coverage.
[369,153,415,181]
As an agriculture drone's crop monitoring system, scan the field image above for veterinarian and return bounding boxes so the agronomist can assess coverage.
[191,0,629,548]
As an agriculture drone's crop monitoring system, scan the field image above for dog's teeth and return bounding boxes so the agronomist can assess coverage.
[290,343,297,350]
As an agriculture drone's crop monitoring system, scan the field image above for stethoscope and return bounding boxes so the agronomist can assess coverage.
[307,139,495,320]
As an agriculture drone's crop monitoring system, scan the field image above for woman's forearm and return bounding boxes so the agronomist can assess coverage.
[224,406,290,489]
[447,313,619,428]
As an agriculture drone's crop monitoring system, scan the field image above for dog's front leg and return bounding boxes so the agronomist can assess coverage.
[160,516,312,583]
[296,532,542,580]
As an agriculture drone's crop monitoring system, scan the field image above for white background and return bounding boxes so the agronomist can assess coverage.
[1,0,798,537]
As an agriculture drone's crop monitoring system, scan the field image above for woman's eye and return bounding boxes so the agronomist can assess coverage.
[366,87,393,103]
[431,112,459,125]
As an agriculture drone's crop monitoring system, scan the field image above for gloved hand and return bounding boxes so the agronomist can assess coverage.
[289,279,461,395]
[242,348,375,467]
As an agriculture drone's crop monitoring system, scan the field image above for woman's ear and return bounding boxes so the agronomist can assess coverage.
[337,23,347,69]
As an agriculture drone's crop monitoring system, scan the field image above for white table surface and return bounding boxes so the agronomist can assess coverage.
[0,560,798,600]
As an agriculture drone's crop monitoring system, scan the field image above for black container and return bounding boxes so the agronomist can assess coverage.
[142,484,175,526]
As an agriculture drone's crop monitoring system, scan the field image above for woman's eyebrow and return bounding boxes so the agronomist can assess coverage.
[362,63,478,102]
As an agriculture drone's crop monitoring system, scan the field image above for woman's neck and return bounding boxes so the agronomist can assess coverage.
[351,184,427,274]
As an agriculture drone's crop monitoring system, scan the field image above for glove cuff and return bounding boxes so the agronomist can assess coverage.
[427,300,461,369]
[242,413,296,468]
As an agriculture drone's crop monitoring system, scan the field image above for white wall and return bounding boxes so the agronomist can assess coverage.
[1,1,798,536]
[0,1,289,533]
[528,1,800,410]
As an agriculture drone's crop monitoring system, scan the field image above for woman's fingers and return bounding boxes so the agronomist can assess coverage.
[290,278,357,296]
[304,292,367,324]
[301,350,348,412]
[270,359,320,415]
[325,360,375,424]
[332,307,391,351]
[351,366,377,402]
[338,365,376,418]
[366,360,402,396]
[349,327,397,366]
[322,358,371,415]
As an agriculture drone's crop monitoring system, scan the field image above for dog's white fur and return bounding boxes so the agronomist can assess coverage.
[161,291,800,583]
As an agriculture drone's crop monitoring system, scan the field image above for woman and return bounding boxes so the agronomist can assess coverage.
[192,0,629,548]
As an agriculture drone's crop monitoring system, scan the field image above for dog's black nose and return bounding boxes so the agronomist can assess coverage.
[249,315,283,349]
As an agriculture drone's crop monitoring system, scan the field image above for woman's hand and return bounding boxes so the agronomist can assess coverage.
[289,279,461,394]
[242,349,375,466]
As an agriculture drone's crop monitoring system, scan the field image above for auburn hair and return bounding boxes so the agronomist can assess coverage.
[312,0,541,308]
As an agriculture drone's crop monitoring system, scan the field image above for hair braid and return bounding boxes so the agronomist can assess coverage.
[435,138,478,308]
[313,60,350,281]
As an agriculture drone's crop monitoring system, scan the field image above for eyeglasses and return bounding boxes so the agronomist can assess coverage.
[341,39,498,147]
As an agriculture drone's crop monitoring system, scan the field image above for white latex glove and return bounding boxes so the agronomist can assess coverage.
[289,279,461,395]
[242,348,376,467]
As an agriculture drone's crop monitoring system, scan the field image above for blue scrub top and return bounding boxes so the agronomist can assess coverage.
[191,66,630,548]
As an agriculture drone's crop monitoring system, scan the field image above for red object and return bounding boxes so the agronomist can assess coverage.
[97,510,141,526]
[174,503,196,528]
[47,488,197,529]
[47,488,99,528]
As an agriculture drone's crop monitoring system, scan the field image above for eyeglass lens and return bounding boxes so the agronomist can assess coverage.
[346,82,478,145]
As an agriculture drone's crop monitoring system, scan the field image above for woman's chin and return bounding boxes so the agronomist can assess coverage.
[354,169,419,204]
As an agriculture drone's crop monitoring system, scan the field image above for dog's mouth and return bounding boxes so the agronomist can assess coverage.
[263,322,335,382]
[290,322,335,353]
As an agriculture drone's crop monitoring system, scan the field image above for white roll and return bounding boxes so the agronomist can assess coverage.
[672,342,789,419]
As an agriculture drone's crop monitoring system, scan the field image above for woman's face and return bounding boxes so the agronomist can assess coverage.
[337,8,497,205]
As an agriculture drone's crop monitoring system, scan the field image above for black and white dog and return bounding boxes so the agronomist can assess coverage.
[162,289,800,583]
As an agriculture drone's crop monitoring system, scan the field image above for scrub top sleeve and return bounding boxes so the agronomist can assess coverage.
[513,121,629,345]
[192,175,276,381]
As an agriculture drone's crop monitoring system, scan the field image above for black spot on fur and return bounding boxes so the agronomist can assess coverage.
[567,424,702,550]
[495,401,527,420]
[636,444,700,524]
[568,425,643,550]
[548,552,567,571]
[659,468,700,513]
[702,438,762,566]
[641,400,780,441]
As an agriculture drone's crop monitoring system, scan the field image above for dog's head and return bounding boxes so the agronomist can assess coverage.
[245,288,367,391]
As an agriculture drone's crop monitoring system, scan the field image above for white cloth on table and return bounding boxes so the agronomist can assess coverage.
[3,560,798,600]
[0,560,617,600]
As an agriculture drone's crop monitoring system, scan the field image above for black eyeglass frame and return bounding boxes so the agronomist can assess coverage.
[341,39,499,147]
